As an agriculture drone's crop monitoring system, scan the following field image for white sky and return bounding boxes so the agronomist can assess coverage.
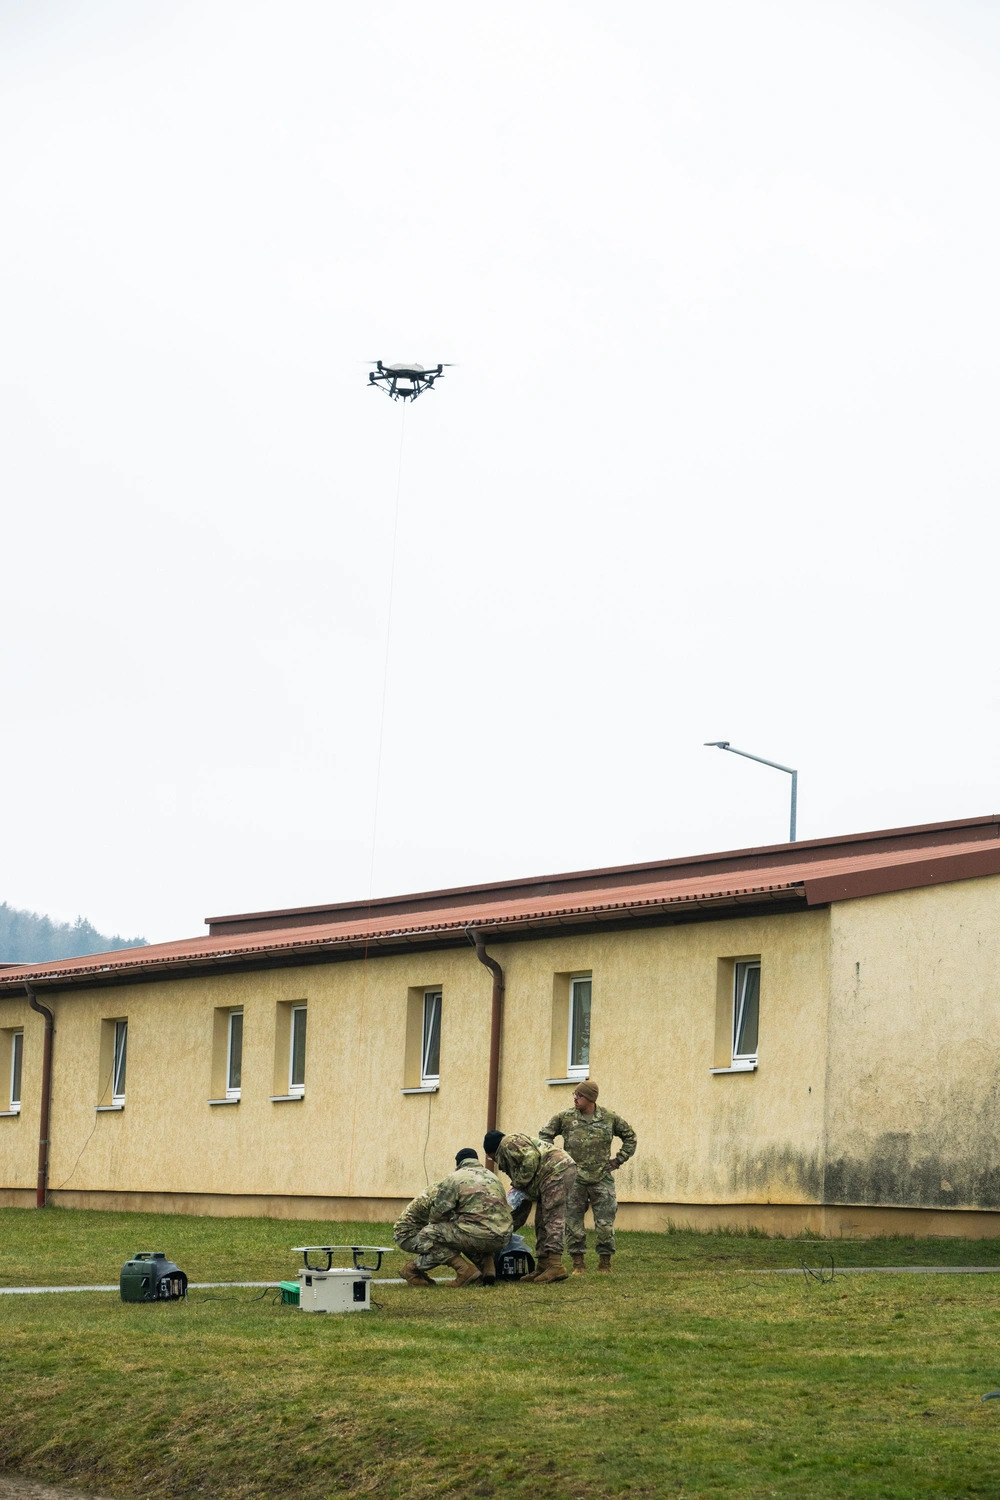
[2,0,999,942]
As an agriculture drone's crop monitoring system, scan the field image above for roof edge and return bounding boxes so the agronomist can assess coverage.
[205,812,1000,934]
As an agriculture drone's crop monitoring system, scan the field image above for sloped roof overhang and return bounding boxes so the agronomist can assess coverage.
[4,820,1000,997]
[0,883,811,995]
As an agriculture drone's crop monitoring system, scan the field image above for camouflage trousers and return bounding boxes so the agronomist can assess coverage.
[566,1171,617,1256]
[393,1225,425,1255]
[530,1164,578,1259]
[412,1221,508,1272]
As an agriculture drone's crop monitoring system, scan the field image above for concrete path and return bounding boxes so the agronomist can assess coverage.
[761,1265,1000,1274]
[0,1279,408,1295]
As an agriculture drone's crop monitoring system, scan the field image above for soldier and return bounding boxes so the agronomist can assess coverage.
[393,1148,479,1257]
[397,1148,512,1289]
[538,1080,636,1274]
[484,1129,576,1284]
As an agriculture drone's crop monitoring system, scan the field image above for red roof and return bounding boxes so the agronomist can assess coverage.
[3,816,1000,993]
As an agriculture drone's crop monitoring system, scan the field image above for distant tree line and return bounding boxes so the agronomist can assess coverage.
[0,903,148,964]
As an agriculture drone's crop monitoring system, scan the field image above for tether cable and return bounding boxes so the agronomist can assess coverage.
[346,400,406,1195]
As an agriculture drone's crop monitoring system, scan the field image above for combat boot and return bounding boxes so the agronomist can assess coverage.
[527,1254,569,1284]
[598,1254,612,1274]
[444,1254,483,1288]
[571,1253,586,1276]
[400,1261,437,1288]
[480,1254,497,1286]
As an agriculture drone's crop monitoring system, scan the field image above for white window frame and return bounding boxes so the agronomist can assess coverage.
[112,1019,128,1104]
[732,960,760,1065]
[421,989,442,1087]
[288,1005,307,1096]
[567,975,592,1080]
[9,1029,23,1113]
[226,1010,243,1100]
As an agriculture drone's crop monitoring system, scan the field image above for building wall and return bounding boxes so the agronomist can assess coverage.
[0,909,831,1214]
[496,912,829,1211]
[824,873,1000,1214]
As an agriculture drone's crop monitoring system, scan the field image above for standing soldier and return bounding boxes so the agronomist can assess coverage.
[396,1148,512,1289]
[539,1081,637,1274]
[484,1129,576,1284]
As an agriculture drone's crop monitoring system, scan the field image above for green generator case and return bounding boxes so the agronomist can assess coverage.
[279,1281,300,1306]
[120,1252,188,1302]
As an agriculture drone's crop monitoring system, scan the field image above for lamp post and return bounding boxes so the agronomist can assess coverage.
[704,742,798,842]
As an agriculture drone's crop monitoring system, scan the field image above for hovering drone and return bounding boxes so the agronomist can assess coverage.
[368,361,446,402]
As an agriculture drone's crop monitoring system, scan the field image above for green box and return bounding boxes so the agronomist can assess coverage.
[120,1252,187,1303]
[279,1281,300,1306]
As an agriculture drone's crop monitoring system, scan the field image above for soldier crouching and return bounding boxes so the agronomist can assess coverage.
[485,1129,577,1284]
[395,1147,512,1288]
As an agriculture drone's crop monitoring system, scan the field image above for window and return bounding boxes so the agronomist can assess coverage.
[226,1011,243,1099]
[733,961,760,1063]
[9,1030,22,1113]
[289,1005,306,1095]
[567,976,591,1078]
[421,990,441,1086]
[112,1020,128,1103]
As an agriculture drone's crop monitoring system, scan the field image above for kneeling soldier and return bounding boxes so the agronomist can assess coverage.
[396,1148,512,1289]
[539,1080,636,1274]
[485,1129,576,1284]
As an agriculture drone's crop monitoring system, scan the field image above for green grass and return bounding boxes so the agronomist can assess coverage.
[2,1209,1000,1498]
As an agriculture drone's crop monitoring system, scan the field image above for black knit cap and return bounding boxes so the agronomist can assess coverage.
[483,1129,505,1157]
[455,1148,479,1167]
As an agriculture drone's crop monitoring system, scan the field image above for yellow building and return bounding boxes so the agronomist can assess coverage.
[3,813,1000,1237]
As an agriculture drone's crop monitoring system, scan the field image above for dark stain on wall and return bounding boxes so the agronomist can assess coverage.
[726,1142,824,1201]
[825,1131,1000,1209]
[825,1066,1000,1209]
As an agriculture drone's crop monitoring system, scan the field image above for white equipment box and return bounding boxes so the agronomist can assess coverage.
[297,1267,371,1313]
[290,1245,394,1315]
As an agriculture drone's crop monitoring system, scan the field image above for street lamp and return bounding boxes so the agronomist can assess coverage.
[704,742,798,843]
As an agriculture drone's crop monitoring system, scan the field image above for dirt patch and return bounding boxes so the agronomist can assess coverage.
[0,1478,117,1500]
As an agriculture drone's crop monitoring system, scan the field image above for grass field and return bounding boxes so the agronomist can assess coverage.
[2,1208,1000,1498]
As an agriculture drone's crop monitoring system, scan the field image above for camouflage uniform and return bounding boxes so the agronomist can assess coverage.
[493,1134,577,1260]
[408,1163,512,1272]
[539,1103,637,1256]
[393,1185,435,1254]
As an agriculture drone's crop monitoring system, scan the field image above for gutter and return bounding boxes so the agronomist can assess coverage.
[467,928,504,1167]
[25,982,54,1208]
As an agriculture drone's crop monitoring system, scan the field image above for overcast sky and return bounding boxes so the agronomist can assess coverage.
[2,0,999,942]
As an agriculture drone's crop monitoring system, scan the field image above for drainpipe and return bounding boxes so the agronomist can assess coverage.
[466,928,504,1168]
[25,983,54,1208]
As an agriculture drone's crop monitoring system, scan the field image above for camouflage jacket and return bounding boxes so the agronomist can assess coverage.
[494,1134,575,1200]
[393,1185,435,1246]
[538,1104,637,1187]
[426,1163,513,1238]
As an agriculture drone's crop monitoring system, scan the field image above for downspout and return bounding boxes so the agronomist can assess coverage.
[466,928,504,1168]
[25,983,54,1208]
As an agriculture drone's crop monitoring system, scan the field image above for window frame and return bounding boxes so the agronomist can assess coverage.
[288,1005,307,1096]
[112,1019,128,1104]
[567,974,592,1080]
[420,989,442,1087]
[732,960,761,1065]
[9,1029,23,1113]
[226,1010,244,1100]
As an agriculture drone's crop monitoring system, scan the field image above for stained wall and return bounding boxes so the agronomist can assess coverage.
[824,873,1000,1214]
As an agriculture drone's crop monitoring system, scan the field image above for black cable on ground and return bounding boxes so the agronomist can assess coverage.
[799,1253,835,1286]
[190,1287,280,1304]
